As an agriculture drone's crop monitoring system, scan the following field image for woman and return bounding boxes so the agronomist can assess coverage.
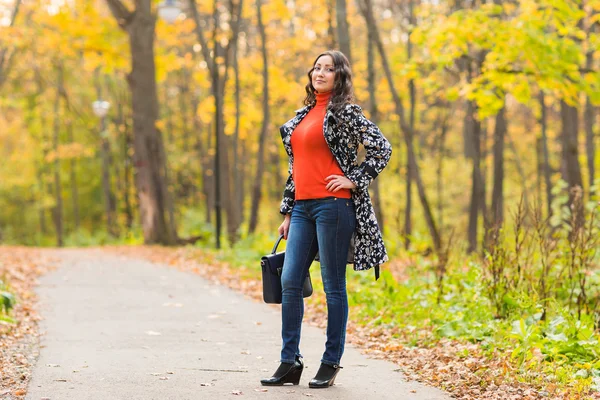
[260,50,392,389]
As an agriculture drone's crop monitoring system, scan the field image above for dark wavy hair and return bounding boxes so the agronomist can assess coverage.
[303,50,355,115]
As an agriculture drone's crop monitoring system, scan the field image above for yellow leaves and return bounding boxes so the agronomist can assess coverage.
[197,97,215,125]
[446,87,460,102]
[263,0,291,23]
[502,2,517,14]
[45,143,94,163]
[510,79,531,105]
[155,119,166,131]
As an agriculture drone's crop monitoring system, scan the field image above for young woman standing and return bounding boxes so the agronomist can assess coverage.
[261,50,392,389]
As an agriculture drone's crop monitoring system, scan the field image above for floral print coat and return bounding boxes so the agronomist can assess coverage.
[279,102,392,276]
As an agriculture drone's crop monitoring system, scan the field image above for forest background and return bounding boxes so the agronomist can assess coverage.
[1,0,600,397]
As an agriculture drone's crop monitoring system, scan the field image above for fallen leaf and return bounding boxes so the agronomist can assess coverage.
[240,350,251,355]
[13,389,26,396]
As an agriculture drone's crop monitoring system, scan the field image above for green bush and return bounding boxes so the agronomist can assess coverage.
[0,279,16,324]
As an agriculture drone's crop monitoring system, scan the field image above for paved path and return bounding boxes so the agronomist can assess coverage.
[26,249,451,400]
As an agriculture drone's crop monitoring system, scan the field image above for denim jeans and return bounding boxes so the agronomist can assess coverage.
[280,197,356,366]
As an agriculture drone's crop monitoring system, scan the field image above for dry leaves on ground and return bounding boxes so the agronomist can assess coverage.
[109,245,600,400]
[0,247,55,398]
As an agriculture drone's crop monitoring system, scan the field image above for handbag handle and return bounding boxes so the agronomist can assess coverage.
[271,234,285,254]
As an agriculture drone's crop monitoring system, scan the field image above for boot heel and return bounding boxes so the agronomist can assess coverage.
[260,357,304,386]
[286,366,303,385]
[309,364,342,389]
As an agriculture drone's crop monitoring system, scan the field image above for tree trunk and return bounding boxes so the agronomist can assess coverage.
[31,82,48,237]
[68,122,80,231]
[179,69,191,154]
[467,99,482,253]
[188,0,244,247]
[506,131,529,203]
[191,92,204,208]
[360,0,441,252]
[179,68,194,203]
[249,0,270,234]
[202,123,215,225]
[327,0,337,49]
[106,0,176,244]
[560,100,583,196]
[52,66,64,247]
[491,104,506,226]
[404,0,415,249]
[96,73,117,237]
[585,15,596,191]
[539,92,553,216]
[0,0,22,89]
[157,127,178,241]
[463,99,476,159]
[117,97,134,230]
[584,96,595,189]
[214,78,225,247]
[233,38,244,227]
[336,0,352,62]
[37,168,47,236]
[436,111,449,231]
[366,23,384,232]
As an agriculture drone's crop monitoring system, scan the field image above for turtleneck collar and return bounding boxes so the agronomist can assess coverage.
[315,91,332,108]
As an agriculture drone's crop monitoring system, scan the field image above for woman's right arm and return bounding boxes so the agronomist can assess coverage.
[279,158,295,239]
[279,158,295,215]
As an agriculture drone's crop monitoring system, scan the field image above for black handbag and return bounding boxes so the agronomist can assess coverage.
[260,234,313,304]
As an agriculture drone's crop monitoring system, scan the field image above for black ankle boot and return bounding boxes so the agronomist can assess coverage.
[260,357,304,386]
[308,363,342,388]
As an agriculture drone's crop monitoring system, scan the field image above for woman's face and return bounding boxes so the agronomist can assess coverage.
[312,55,335,93]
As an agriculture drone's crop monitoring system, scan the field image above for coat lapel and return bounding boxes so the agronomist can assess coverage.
[280,105,311,156]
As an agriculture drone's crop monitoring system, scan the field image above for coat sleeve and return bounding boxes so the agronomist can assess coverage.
[343,104,392,191]
[279,157,295,215]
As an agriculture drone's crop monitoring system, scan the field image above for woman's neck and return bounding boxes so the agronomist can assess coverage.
[315,91,331,108]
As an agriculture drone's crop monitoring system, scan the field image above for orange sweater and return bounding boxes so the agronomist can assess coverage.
[291,92,351,200]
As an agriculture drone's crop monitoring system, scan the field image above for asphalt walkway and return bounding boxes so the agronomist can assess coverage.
[26,249,450,400]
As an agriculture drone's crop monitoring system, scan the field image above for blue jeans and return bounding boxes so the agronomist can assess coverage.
[280,197,356,366]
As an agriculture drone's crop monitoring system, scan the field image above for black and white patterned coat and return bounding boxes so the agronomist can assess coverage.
[279,102,392,273]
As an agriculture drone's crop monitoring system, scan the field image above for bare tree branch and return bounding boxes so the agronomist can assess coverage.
[105,0,134,28]
[9,0,22,27]
[222,0,244,84]
[0,0,23,87]
[188,0,215,74]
